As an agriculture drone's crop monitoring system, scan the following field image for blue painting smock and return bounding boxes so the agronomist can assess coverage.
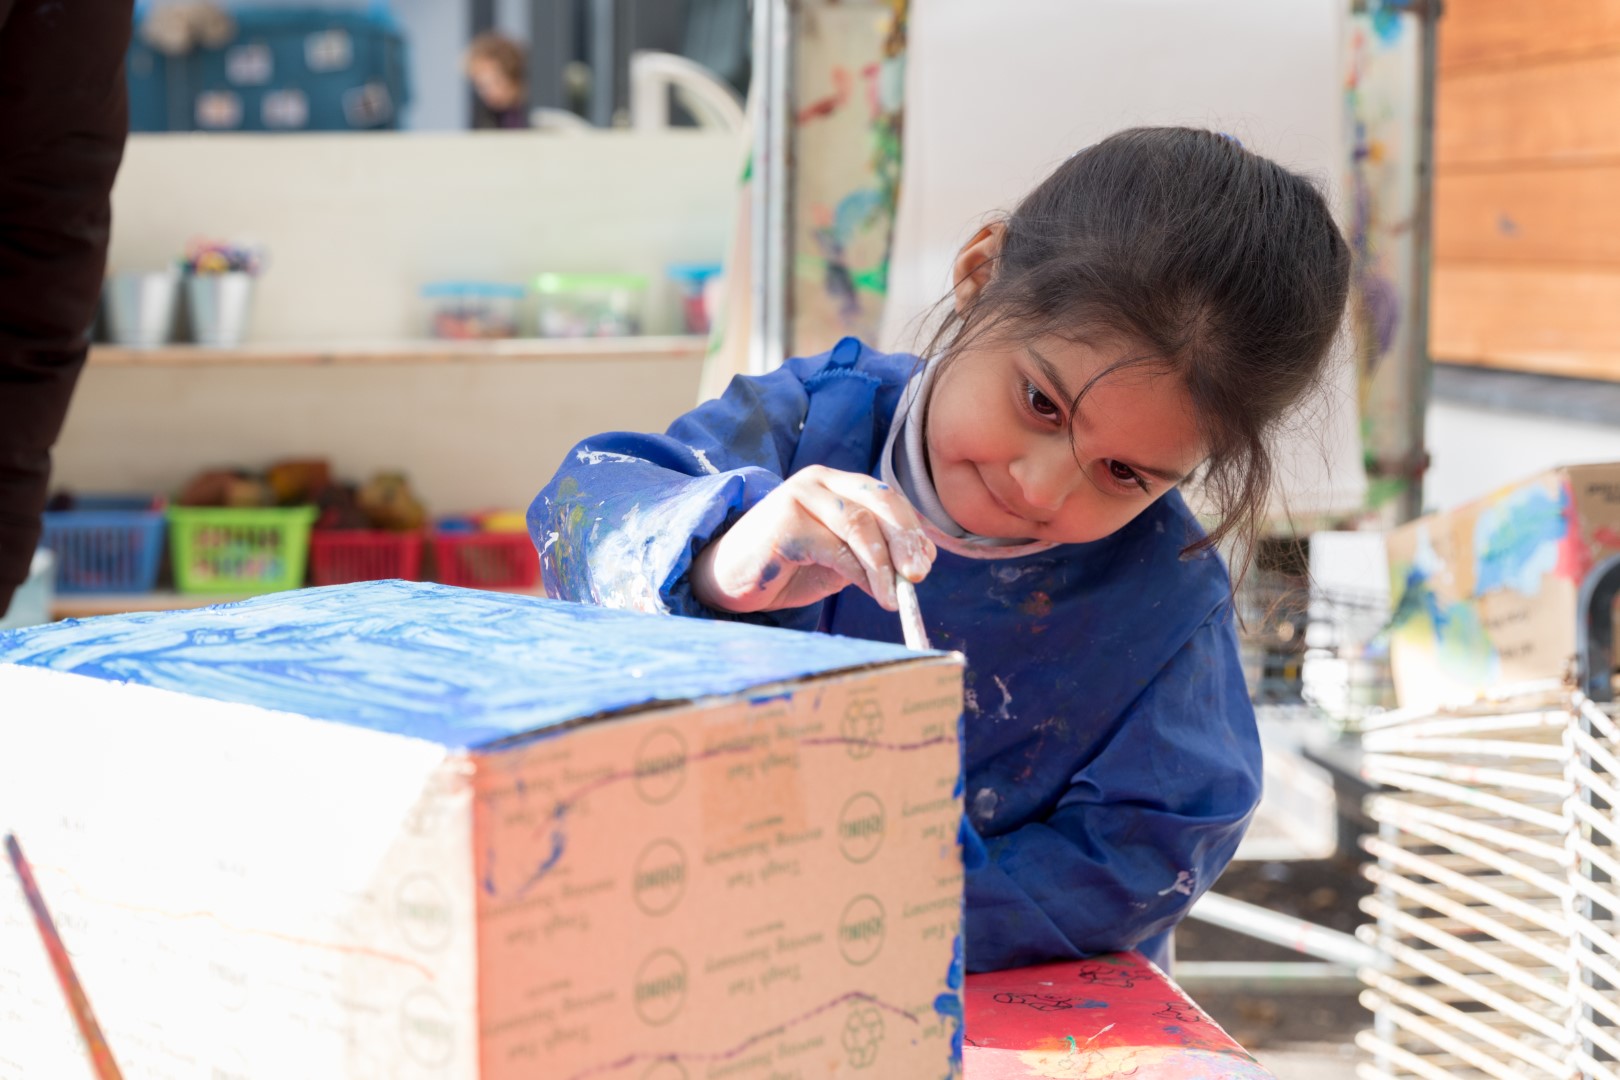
[529,338,1262,974]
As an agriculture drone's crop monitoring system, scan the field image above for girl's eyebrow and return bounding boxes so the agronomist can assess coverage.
[1025,346,1074,407]
[1026,346,1187,486]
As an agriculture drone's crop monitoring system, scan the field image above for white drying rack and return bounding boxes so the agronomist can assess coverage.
[1355,555,1620,1079]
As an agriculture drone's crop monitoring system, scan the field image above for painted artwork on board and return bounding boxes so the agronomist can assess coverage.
[1345,2,1423,514]
[1383,463,1620,709]
[791,0,907,358]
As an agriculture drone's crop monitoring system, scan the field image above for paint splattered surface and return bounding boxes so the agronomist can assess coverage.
[0,579,926,749]
[964,954,1276,1078]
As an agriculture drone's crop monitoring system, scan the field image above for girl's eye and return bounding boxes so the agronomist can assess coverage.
[1106,460,1150,494]
[1023,380,1062,421]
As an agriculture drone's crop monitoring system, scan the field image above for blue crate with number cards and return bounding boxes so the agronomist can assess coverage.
[128,3,410,132]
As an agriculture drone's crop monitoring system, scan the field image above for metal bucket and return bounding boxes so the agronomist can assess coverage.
[102,270,180,347]
[0,549,54,630]
[186,272,255,347]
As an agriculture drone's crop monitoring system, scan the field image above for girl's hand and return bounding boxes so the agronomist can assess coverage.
[690,466,937,614]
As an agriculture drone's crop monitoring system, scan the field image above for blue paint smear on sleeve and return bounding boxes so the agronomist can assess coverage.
[0,580,928,749]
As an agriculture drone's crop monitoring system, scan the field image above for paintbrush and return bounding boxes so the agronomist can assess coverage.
[895,572,930,651]
[4,833,124,1080]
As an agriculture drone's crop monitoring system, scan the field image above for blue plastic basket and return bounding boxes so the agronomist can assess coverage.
[40,496,167,595]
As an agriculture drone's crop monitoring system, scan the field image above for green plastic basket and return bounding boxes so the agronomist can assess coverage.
[167,506,317,595]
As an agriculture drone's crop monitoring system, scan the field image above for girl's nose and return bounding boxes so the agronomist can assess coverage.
[1009,449,1076,514]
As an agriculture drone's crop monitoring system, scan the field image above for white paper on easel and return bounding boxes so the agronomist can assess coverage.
[880,0,1366,520]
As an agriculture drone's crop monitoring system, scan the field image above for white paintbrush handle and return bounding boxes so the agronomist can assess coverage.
[895,573,930,651]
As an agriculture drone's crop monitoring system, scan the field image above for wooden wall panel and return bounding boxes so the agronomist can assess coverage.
[1432,264,1620,380]
[1439,0,1620,73]
[1436,52,1620,168]
[1435,166,1620,264]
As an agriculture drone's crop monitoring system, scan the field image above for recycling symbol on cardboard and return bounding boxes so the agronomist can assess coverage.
[842,1003,885,1069]
[841,697,884,760]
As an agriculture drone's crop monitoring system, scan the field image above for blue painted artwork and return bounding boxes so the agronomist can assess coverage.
[1474,485,1568,596]
[0,580,925,750]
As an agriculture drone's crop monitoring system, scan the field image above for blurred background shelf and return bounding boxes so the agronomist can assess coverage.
[88,336,709,367]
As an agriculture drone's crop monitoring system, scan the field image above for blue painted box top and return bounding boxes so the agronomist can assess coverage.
[0,581,923,749]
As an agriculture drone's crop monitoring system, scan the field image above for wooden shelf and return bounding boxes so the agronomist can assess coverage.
[88,336,709,367]
[52,585,545,620]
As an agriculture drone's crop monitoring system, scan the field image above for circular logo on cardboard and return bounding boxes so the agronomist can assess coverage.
[641,1062,690,1080]
[632,839,688,917]
[394,873,454,952]
[837,894,886,966]
[842,1002,886,1069]
[634,727,688,805]
[633,948,689,1027]
[841,698,884,760]
[399,987,455,1066]
[837,792,886,864]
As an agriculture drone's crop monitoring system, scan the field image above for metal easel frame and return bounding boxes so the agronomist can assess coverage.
[748,0,794,376]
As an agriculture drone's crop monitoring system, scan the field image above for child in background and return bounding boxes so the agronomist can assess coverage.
[464,32,530,129]
[530,127,1351,973]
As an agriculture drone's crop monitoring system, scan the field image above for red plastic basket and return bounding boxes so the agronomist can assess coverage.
[430,531,538,589]
[308,530,424,586]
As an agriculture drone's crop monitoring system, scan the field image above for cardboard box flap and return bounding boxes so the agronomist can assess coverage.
[0,580,934,749]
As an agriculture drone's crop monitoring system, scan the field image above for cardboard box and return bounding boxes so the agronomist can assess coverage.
[1386,463,1620,710]
[0,581,965,1080]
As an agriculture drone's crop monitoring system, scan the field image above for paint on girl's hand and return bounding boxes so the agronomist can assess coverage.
[758,561,782,589]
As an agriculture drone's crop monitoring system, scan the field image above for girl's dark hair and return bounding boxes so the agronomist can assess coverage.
[923,126,1351,580]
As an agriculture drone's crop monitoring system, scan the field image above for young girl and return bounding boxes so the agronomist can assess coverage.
[530,127,1351,974]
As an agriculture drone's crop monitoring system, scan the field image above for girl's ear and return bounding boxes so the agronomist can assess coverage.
[952,222,1005,315]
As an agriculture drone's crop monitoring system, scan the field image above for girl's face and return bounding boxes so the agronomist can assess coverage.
[925,332,1206,545]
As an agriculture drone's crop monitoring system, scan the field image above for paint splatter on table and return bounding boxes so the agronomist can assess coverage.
[964,953,1276,1078]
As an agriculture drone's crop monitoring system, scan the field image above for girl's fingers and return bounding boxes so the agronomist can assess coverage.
[812,469,936,582]
[787,482,900,610]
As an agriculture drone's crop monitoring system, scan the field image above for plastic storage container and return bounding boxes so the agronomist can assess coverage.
[666,263,723,335]
[430,531,539,589]
[533,272,646,338]
[40,496,167,594]
[168,506,317,595]
[421,281,524,340]
[309,530,423,586]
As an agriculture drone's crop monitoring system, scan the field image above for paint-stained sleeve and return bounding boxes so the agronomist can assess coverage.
[962,607,1262,972]
[529,353,829,631]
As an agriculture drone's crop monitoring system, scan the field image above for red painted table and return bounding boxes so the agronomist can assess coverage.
[964,953,1277,1078]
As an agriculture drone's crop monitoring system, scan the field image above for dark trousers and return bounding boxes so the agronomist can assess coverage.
[0,0,133,615]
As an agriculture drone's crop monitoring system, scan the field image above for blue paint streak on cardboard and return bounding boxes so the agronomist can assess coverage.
[1078,998,1108,1009]
[934,927,965,1076]
[0,580,924,749]
[518,809,569,896]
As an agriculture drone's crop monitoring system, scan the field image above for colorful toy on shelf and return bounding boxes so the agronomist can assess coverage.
[420,280,524,340]
[180,237,264,277]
